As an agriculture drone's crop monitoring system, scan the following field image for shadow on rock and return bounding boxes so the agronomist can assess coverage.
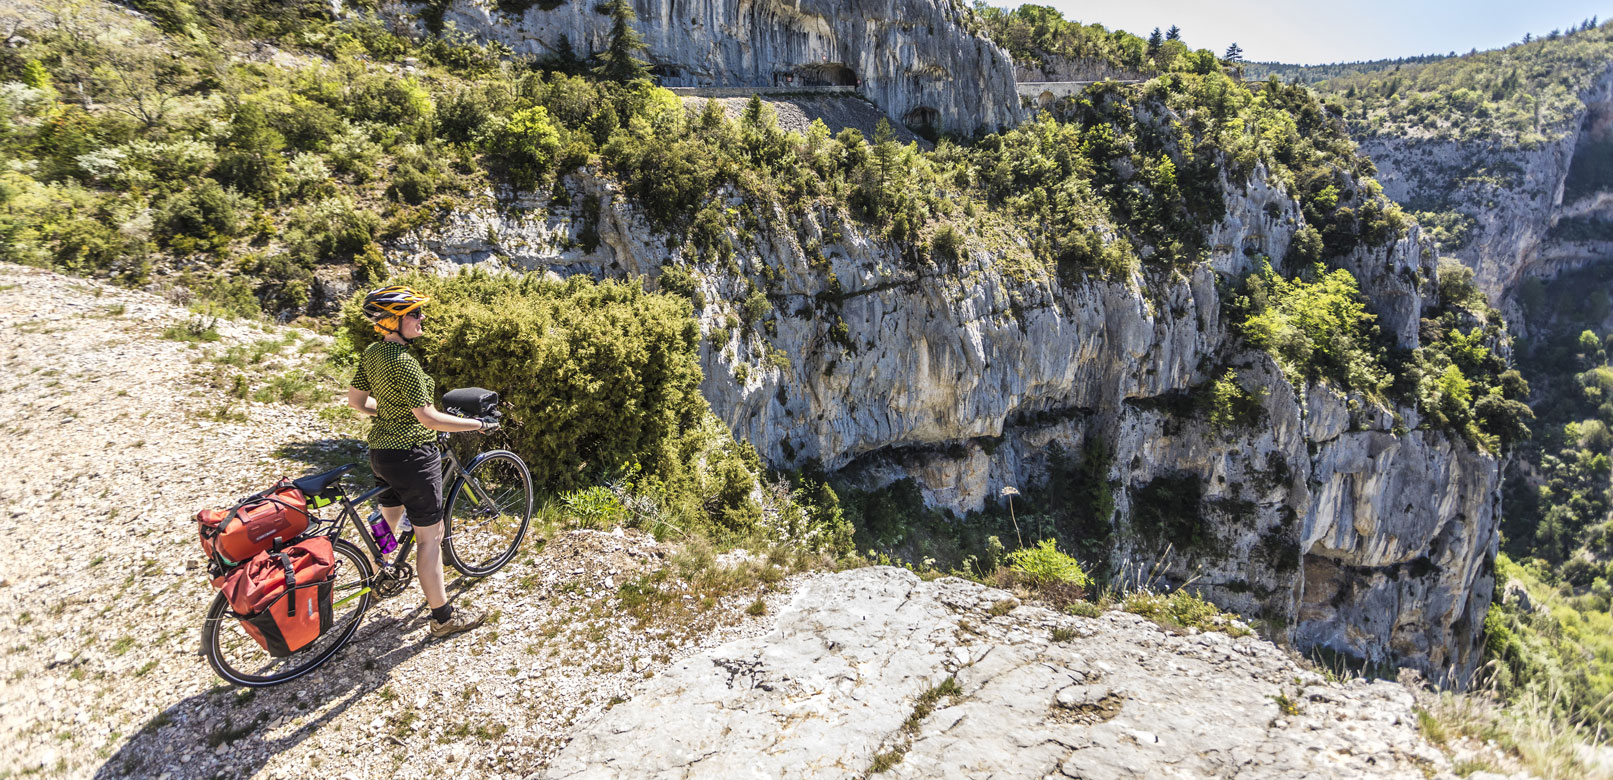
[273,438,372,480]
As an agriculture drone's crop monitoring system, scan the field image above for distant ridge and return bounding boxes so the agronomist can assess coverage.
[1241,53,1454,85]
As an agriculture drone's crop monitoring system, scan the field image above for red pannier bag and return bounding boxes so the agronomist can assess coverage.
[220,537,336,657]
[197,479,309,573]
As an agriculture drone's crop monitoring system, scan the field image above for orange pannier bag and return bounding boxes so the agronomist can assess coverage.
[220,537,336,657]
[197,479,309,573]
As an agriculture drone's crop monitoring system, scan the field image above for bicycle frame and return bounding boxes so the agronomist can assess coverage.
[317,439,504,570]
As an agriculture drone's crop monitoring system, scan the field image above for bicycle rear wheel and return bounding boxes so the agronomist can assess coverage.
[202,538,373,687]
[443,450,533,576]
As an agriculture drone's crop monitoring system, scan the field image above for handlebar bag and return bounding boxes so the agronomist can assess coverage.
[197,479,309,574]
[441,387,499,418]
[221,537,336,657]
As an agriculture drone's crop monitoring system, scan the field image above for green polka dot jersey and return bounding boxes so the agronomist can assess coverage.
[350,342,436,450]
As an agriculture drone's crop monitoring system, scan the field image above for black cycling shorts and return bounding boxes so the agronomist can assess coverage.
[370,444,444,527]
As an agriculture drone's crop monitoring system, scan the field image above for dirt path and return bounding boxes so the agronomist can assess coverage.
[0,264,785,779]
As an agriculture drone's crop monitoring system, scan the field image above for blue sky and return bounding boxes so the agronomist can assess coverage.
[1026,0,1613,64]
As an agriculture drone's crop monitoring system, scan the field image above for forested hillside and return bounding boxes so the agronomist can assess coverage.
[1241,54,1453,85]
[1315,19,1613,144]
[974,4,1218,77]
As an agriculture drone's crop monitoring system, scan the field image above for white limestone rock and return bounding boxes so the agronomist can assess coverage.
[538,567,1453,779]
[392,0,1022,135]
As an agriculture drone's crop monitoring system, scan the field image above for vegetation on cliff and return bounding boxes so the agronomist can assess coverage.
[974,4,1219,77]
[1484,553,1613,734]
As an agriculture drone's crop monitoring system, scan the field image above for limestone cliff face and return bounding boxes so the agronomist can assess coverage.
[1360,65,1613,307]
[388,149,1499,682]
[1013,54,1149,84]
[398,0,1022,134]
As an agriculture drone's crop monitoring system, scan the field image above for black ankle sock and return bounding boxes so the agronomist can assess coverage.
[431,604,453,623]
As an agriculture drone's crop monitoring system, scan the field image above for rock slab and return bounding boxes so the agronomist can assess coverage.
[539,567,1453,779]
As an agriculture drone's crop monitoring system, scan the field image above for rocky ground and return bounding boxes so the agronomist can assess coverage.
[0,263,1527,779]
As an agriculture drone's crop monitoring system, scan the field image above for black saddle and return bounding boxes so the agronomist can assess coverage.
[293,464,355,497]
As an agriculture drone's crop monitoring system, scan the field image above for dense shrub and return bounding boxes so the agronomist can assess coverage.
[1006,539,1091,587]
[155,179,243,246]
[211,104,287,200]
[282,196,378,264]
[238,251,315,312]
[483,106,563,188]
[347,75,433,127]
[1236,261,1389,394]
[1484,553,1613,732]
[338,272,754,525]
[437,84,499,144]
[1207,369,1263,431]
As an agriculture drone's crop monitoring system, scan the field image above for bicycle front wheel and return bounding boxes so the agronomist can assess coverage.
[202,538,373,687]
[443,450,533,576]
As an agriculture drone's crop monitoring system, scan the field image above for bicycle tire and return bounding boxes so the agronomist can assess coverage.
[201,538,374,688]
[443,450,533,577]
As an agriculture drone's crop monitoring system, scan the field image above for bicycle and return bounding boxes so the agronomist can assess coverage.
[201,428,533,687]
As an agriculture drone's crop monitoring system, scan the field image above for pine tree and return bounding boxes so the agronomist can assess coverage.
[1165,25,1181,41]
[1523,32,1533,43]
[596,0,649,83]
[1147,27,1163,54]
[1223,42,1243,62]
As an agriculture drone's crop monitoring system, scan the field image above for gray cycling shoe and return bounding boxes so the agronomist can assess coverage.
[427,606,485,639]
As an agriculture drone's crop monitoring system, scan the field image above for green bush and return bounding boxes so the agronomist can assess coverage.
[1207,369,1263,431]
[339,270,708,494]
[386,164,437,205]
[49,210,150,282]
[1237,261,1389,394]
[32,107,100,182]
[561,485,627,528]
[237,252,314,313]
[1006,539,1090,587]
[282,196,378,264]
[437,84,498,144]
[484,106,563,188]
[347,75,433,127]
[211,104,287,200]
[155,179,243,246]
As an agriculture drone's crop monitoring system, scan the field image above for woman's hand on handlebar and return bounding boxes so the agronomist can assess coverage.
[413,405,494,433]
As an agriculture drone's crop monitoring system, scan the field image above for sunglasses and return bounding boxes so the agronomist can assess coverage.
[405,310,426,321]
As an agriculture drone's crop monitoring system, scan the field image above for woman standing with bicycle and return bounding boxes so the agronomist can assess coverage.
[347,285,493,639]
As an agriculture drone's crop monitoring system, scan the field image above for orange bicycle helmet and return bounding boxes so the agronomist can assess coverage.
[363,285,430,335]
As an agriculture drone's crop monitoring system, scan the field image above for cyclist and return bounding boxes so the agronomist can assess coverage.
[347,285,493,639]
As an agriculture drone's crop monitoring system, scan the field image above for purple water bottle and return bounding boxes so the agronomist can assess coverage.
[371,517,399,554]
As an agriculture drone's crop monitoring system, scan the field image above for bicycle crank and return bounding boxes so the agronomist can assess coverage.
[375,562,413,597]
